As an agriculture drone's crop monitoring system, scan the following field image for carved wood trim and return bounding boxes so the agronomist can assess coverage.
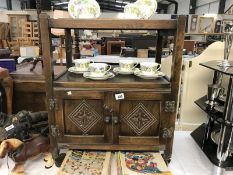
[122,103,158,136]
[67,100,102,134]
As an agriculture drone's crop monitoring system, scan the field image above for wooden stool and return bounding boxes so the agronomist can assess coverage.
[0,67,13,114]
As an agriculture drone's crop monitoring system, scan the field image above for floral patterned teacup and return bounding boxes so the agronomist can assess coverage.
[74,59,92,71]
[89,63,111,77]
[140,62,161,76]
[119,59,138,72]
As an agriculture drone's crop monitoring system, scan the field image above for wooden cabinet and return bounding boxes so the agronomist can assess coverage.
[54,89,169,150]
[40,14,185,163]
[8,14,28,41]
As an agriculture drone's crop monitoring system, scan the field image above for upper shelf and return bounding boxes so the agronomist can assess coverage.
[40,14,181,30]
[200,60,233,76]
[185,33,224,36]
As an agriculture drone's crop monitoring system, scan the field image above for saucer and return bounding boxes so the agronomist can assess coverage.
[68,66,88,74]
[113,67,134,75]
[134,68,165,79]
[83,72,115,80]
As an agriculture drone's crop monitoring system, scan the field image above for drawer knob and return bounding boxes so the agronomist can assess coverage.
[104,116,111,123]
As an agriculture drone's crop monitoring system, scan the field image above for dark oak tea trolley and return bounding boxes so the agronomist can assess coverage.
[40,14,185,165]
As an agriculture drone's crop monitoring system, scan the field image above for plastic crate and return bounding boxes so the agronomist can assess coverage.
[0,59,16,72]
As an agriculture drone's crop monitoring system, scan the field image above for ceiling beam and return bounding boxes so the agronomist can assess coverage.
[189,0,196,14]
[218,0,226,14]
[6,0,12,10]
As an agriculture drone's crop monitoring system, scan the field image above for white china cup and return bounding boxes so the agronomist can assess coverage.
[73,59,92,71]
[89,63,111,77]
[119,59,138,72]
[140,62,161,75]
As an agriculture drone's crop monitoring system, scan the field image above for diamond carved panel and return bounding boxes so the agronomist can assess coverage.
[123,103,158,135]
[67,100,101,134]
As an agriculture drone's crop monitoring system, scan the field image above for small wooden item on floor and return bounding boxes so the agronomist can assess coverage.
[0,67,13,114]
[0,136,54,175]
[57,150,111,175]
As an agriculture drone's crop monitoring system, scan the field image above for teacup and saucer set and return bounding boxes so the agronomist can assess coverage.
[113,59,138,75]
[134,62,165,79]
[68,59,92,74]
[83,63,115,80]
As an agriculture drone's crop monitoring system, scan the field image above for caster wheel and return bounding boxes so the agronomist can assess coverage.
[54,153,66,167]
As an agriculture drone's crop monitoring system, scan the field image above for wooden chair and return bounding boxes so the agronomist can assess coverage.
[107,40,125,55]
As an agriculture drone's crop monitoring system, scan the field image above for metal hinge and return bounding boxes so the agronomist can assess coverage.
[51,125,60,137]
[165,101,176,113]
[49,98,57,111]
[162,127,174,139]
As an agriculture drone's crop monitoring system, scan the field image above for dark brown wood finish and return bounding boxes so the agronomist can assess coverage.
[10,63,66,113]
[0,68,13,114]
[156,34,163,64]
[65,29,73,68]
[54,90,106,144]
[167,15,186,158]
[49,19,177,30]
[39,14,185,160]
[40,13,58,156]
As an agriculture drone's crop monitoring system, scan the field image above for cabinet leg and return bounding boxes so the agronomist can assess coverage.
[53,147,66,167]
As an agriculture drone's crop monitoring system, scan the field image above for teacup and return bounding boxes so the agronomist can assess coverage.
[74,59,92,71]
[89,63,111,77]
[119,59,138,72]
[140,62,161,75]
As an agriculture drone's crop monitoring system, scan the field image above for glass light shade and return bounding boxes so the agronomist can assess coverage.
[124,0,157,19]
[68,0,101,19]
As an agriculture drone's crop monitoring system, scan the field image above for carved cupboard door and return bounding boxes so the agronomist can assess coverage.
[114,91,169,147]
[54,90,110,145]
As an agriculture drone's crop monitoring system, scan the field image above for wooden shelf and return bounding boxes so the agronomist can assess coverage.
[186,33,224,35]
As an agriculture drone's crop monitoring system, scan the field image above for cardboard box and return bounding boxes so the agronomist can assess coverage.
[137,49,148,58]
[20,46,39,57]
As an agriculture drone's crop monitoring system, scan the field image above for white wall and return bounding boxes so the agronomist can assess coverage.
[12,0,21,10]
[166,0,190,14]
[177,0,190,14]
[196,0,220,15]
[225,0,233,12]
[0,0,21,10]
[0,1,7,10]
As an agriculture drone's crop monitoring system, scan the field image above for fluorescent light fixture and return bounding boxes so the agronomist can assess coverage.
[204,13,218,19]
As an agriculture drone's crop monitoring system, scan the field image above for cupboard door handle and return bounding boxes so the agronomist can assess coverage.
[112,116,119,124]
[104,116,111,124]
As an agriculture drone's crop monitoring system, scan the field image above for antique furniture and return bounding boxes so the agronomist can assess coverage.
[10,63,66,113]
[0,49,11,59]
[40,14,185,164]
[0,67,13,114]
[107,40,125,55]
[8,14,29,41]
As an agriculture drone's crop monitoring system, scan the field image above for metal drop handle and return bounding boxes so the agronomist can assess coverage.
[104,116,111,124]
[112,116,119,124]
